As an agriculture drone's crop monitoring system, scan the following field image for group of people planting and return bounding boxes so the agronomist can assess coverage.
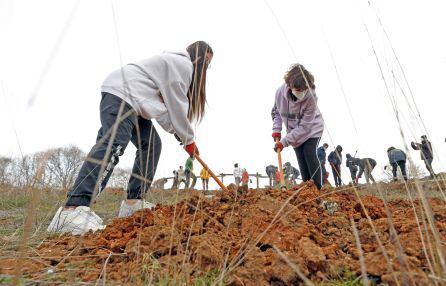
[315,134,436,188]
[47,41,438,235]
[317,144,377,187]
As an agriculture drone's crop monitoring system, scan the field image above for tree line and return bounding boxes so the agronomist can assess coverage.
[0,145,131,190]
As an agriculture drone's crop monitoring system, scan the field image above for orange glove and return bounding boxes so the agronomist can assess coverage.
[274,142,284,153]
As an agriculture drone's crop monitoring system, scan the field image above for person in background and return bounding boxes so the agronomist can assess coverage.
[265,165,278,187]
[346,153,358,184]
[328,145,343,187]
[152,178,167,189]
[354,157,377,184]
[317,143,329,184]
[387,147,408,182]
[185,155,197,189]
[283,162,300,185]
[47,41,213,235]
[411,135,436,179]
[233,163,242,186]
[241,169,249,187]
[271,64,324,190]
[200,167,210,191]
[177,166,187,189]
[171,170,179,189]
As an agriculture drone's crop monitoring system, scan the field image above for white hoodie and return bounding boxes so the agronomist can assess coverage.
[101,51,195,145]
[233,167,242,178]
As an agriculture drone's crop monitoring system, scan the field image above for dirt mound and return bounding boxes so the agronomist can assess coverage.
[1,181,445,285]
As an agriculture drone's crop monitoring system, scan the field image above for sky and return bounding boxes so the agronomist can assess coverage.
[0,0,445,189]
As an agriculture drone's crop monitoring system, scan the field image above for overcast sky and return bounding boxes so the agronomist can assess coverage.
[0,0,445,188]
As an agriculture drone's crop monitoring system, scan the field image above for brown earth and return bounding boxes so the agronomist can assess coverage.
[1,181,446,285]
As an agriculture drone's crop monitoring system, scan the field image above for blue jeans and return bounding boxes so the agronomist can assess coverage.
[66,92,162,206]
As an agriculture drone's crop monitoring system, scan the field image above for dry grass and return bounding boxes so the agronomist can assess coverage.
[0,186,192,253]
[0,180,445,285]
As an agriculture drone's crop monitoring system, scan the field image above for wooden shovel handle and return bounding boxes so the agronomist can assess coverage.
[276,138,285,185]
[194,154,228,192]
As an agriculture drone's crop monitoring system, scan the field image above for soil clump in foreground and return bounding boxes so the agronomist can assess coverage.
[1,181,445,285]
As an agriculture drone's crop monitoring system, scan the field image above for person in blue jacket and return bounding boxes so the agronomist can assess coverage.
[387,147,407,181]
[317,143,329,184]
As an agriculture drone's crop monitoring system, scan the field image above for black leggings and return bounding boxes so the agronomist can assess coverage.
[293,137,322,190]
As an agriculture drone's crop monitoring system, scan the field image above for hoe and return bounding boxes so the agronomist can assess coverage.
[195,154,228,192]
[275,138,287,191]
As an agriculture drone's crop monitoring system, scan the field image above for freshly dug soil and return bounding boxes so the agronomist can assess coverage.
[1,181,445,285]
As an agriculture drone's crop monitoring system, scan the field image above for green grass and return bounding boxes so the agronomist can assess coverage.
[192,269,222,286]
[321,270,373,286]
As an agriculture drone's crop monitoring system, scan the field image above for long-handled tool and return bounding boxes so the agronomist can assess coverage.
[194,154,228,192]
[275,138,287,191]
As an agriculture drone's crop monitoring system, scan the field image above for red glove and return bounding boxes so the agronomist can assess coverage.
[185,142,200,156]
[274,142,284,152]
[272,132,281,141]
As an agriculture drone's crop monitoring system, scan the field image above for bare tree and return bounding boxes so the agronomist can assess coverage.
[46,145,85,189]
[12,155,36,187]
[108,167,131,189]
[408,162,428,179]
[0,156,13,185]
[10,152,49,188]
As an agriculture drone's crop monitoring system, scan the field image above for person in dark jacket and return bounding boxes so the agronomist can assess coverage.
[345,153,358,183]
[387,147,407,181]
[265,165,278,187]
[317,143,329,184]
[354,157,376,184]
[283,162,300,184]
[328,145,343,187]
[411,135,435,178]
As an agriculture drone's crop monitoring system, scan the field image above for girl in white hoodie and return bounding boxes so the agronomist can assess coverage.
[48,41,213,235]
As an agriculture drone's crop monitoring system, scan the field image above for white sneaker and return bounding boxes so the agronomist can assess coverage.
[47,206,105,235]
[118,200,156,218]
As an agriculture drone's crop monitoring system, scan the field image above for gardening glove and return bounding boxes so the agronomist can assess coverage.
[272,132,281,141]
[185,142,200,156]
[174,133,183,145]
[274,142,284,153]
